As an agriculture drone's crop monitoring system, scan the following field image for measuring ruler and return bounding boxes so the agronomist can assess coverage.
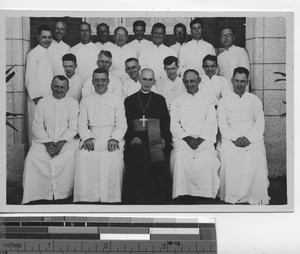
[0,216,217,253]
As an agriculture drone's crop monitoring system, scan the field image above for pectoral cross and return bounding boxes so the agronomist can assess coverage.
[139,115,148,127]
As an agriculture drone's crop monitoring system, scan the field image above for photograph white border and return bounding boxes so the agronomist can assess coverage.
[0,10,294,213]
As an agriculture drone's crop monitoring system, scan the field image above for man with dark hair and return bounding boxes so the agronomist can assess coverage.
[179,18,215,76]
[217,67,270,205]
[81,50,123,98]
[25,24,54,146]
[170,69,220,202]
[109,26,137,81]
[123,57,157,98]
[49,20,70,76]
[74,68,127,203]
[156,56,185,111]
[170,23,187,56]
[200,54,231,108]
[123,68,172,204]
[62,53,84,102]
[128,20,152,57]
[70,22,99,81]
[139,23,176,80]
[22,75,79,204]
[218,27,250,88]
[95,23,114,50]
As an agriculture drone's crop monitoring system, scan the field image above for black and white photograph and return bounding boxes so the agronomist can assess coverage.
[0,11,293,213]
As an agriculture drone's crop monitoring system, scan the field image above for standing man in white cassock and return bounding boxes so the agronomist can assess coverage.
[217,67,270,205]
[200,54,232,108]
[218,27,250,90]
[74,68,127,203]
[128,20,152,57]
[179,18,216,77]
[22,75,79,204]
[109,26,137,82]
[95,23,114,50]
[123,57,157,98]
[48,20,70,76]
[70,22,99,81]
[81,50,123,99]
[170,23,187,57]
[25,24,54,146]
[156,56,185,111]
[139,23,176,80]
[170,69,220,202]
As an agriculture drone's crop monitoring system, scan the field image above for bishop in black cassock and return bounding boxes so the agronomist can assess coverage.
[122,68,172,204]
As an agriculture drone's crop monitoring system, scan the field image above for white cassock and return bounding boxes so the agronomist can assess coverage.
[69,42,99,81]
[95,41,114,50]
[128,39,152,57]
[48,40,70,76]
[123,79,157,98]
[170,42,186,57]
[81,74,123,99]
[200,74,232,107]
[217,92,270,205]
[139,44,177,80]
[22,95,79,204]
[109,44,137,82]
[25,44,54,146]
[217,44,250,88]
[65,74,84,102]
[74,92,127,203]
[179,39,216,77]
[156,76,185,111]
[170,91,220,199]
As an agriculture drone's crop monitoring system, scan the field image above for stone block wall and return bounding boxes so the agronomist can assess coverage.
[246,17,286,176]
[6,17,30,189]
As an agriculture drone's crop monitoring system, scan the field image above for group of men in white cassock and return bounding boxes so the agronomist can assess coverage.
[22,17,270,205]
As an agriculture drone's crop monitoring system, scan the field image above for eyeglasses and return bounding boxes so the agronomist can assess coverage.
[220,33,233,39]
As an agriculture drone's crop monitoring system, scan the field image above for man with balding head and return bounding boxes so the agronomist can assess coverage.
[70,22,99,81]
[22,75,79,204]
[123,68,172,204]
[49,20,70,76]
[109,26,137,81]
[170,69,220,203]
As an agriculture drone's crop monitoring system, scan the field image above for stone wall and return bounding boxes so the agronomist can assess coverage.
[246,17,286,176]
[6,17,31,189]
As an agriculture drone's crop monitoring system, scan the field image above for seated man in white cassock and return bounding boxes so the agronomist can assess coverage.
[81,50,123,99]
[74,68,127,203]
[217,67,270,205]
[170,69,220,203]
[22,75,79,205]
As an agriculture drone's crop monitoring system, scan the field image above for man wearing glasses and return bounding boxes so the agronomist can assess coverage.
[217,67,270,205]
[109,26,137,82]
[217,27,250,89]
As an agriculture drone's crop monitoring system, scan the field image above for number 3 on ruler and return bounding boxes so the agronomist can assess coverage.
[161,243,166,250]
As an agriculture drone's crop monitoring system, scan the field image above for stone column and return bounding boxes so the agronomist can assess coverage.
[246,17,286,176]
[6,17,30,191]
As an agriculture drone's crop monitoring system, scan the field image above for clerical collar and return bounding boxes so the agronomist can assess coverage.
[140,89,151,94]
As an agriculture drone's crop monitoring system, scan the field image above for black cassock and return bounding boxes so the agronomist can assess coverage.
[123,90,172,204]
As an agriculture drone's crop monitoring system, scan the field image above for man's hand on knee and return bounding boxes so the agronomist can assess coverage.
[107,139,119,152]
[82,138,95,151]
[232,137,244,147]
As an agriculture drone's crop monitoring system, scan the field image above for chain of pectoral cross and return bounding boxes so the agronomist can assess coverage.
[138,92,152,127]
